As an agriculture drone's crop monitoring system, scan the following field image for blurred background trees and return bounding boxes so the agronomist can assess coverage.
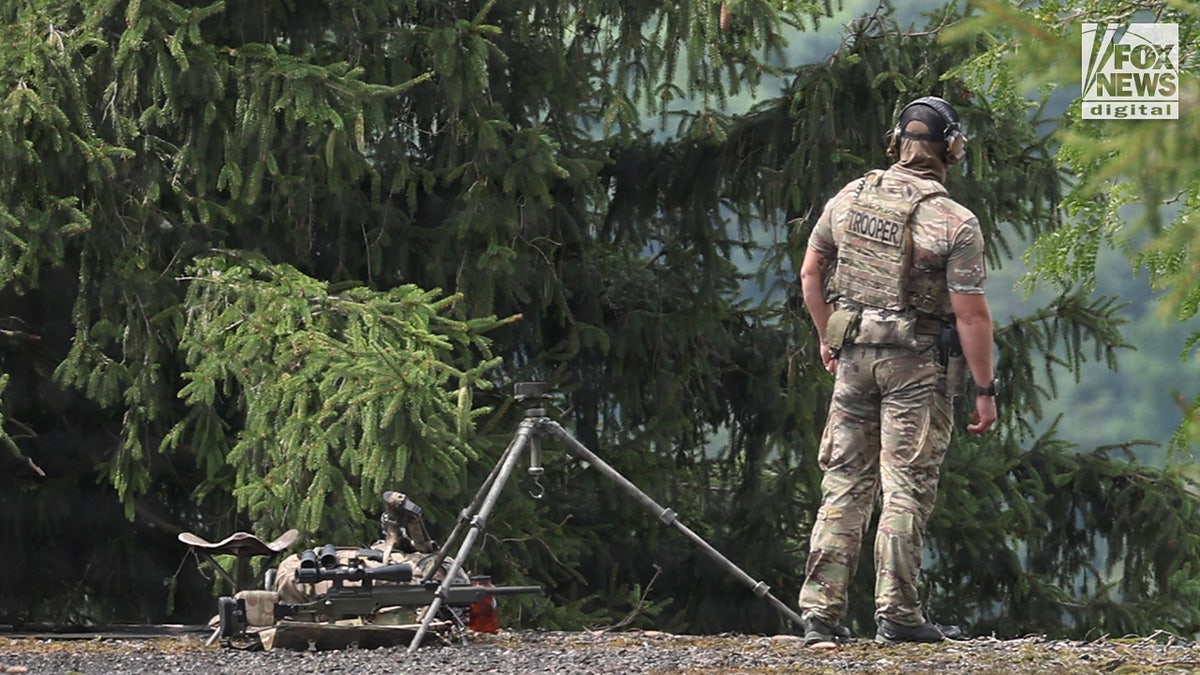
[1,0,1198,638]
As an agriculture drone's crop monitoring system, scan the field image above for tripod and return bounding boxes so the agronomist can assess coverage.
[406,382,806,653]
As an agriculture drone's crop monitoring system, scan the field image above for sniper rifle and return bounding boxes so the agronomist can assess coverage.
[217,556,541,638]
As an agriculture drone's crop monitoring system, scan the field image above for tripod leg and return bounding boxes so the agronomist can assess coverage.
[419,421,533,583]
[407,422,536,653]
[540,419,806,631]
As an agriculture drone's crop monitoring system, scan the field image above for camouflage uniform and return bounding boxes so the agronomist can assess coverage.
[798,164,987,627]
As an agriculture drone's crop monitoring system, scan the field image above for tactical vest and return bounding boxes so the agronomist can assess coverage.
[831,170,947,312]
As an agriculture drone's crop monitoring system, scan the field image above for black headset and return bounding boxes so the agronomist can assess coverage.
[885,96,966,164]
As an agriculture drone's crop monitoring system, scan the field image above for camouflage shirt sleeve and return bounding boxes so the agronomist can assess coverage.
[945,212,987,295]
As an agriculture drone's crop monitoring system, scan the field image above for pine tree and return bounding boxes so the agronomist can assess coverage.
[2,0,1200,639]
[947,0,1200,453]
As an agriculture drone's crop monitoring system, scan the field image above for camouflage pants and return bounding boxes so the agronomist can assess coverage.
[798,340,953,627]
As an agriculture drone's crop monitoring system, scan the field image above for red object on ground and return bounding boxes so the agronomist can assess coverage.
[468,576,499,633]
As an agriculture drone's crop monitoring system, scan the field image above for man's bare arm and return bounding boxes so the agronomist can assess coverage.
[800,247,833,340]
[800,247,839,372]
[950,291,997,433]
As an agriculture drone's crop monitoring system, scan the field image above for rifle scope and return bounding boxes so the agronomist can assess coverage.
[295,562,414,586]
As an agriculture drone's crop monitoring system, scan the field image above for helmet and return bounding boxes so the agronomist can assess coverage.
[885,96,967,165]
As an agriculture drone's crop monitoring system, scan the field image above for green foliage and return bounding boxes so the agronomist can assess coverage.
[0,0,838,628]
[992,289,1132,437]
[167,252,511,542]
[946,0,1200,454]
[932,432,1200,638]
[3,0,1200,643]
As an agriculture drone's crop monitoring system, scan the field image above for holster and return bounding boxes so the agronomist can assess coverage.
[824,308,861,356]
[935,321,960,365]
[936,321,969,397]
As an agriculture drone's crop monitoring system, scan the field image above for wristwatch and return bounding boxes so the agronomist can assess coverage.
[976,379,997,397]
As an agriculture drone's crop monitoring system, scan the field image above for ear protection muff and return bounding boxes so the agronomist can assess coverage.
[887,96,967,165]
[884,126,901,159]
[944,130,967,165]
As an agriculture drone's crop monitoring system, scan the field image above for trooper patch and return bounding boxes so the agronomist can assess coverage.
[847,207,903,246]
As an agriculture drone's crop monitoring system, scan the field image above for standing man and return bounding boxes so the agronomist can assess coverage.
[795,96,998,645]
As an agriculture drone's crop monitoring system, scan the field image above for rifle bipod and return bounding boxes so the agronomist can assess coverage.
[406,382,806,653]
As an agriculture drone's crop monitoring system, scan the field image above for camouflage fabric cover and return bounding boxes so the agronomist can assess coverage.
[224,542,455,633]
[273,544,452,624]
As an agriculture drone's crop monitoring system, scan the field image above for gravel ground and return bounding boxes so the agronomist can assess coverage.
[4,629,1200,674]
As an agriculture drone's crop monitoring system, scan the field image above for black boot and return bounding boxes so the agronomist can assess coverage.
[874,617,963,644]
[802,613,852,645]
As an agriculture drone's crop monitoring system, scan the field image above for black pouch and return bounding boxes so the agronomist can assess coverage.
[936,322,961,365]
[825,308,860,352]
[936,322,969,397]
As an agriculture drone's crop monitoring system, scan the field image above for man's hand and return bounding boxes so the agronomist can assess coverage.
[967,394,997,434]
[819,342,838,373]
